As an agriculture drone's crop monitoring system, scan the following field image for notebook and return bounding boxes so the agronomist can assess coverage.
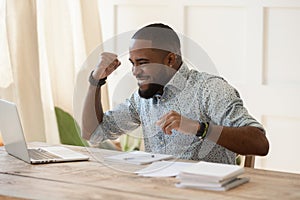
[176,177,250,191]
[176,161,248,191]
[0,99,89,164]
[178,161,245,182]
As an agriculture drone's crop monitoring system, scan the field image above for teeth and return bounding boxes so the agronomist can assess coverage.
[138,80,146,84]
[138,79,149,85]
[137,77,147,81]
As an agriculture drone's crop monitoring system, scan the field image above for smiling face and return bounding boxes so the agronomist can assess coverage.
[129,39,176,99]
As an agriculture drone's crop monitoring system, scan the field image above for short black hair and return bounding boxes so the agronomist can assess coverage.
[131,23,181,56]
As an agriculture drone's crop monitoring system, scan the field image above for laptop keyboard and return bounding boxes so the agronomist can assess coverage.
[28,148,61,160]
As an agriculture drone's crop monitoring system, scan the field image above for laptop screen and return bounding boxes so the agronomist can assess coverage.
[0,99,31,163]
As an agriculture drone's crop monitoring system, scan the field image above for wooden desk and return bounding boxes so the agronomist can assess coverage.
[0,143,299,200]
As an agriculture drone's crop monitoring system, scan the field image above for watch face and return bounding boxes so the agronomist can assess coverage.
[196,122,209,138]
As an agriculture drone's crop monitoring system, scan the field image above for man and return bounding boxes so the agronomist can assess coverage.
[82,23,269,164]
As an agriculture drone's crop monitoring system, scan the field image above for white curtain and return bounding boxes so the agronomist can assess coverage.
[0,0,108,144]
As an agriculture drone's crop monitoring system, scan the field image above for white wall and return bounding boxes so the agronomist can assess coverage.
[98,0,300,174]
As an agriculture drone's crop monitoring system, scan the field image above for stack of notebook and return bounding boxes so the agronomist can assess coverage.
[176,161,249,191]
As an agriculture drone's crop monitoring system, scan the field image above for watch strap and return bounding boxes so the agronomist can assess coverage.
[89,70,107,87]
[196,122,209,140]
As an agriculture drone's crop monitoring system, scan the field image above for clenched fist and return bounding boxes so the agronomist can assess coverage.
[156,110,200,135]
[92,52,121,80]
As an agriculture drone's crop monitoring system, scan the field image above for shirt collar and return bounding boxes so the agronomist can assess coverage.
[159,63,190,101]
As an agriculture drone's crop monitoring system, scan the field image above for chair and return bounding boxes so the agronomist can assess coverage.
[244,155,255,168]
[0,133,3,146]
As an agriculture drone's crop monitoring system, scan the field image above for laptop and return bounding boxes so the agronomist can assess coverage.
[0,99,89,164]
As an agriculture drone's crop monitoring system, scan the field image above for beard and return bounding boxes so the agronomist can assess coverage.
[138,83,163,99]
[136,63,177,99]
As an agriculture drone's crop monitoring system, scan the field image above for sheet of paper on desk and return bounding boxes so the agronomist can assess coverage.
[104,151,174,165]
[135,161,194,177]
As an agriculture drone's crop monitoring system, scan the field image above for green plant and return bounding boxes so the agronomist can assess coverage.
[120,134,141,152]
[54,106,119,150]
[236,154,242,165]
[54,107,89,147]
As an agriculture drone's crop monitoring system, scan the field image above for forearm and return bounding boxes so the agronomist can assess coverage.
[81,85,104,140]
[81,52,121,140]
[156,111,269,156]
[207,125,269,156]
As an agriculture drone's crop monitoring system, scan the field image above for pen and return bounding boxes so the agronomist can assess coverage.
[123,154,155,160]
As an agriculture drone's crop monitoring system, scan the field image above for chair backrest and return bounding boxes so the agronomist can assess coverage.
[0,134,3,146]
[244,155,255,168]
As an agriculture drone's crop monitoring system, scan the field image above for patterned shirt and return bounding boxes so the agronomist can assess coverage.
[90,63,264,164]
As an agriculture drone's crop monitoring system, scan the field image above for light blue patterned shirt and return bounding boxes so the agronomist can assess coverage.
[90,63,264,164]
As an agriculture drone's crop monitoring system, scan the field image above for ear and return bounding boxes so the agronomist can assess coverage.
[163,53,176,68]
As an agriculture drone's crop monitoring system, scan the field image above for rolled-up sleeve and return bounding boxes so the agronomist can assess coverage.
[201,76,265,132]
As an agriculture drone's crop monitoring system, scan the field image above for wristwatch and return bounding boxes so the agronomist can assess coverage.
[89,70,107,87]
[196,122,209,140]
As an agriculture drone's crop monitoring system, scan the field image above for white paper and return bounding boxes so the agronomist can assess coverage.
[104,151,173,165]
[135,161,194,177]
